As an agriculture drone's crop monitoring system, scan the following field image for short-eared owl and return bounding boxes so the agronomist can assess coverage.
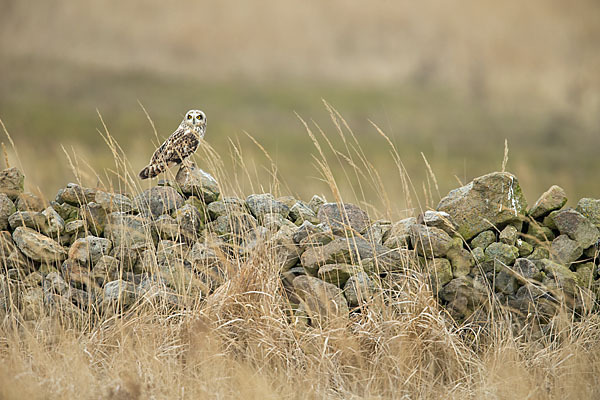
[139,109,207,179]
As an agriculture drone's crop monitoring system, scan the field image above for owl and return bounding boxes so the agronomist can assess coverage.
[139,109,207,179]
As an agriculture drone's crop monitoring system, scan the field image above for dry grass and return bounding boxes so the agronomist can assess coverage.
[1,109,600,399]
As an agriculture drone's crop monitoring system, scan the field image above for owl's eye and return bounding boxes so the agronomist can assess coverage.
[198,115,204,120]
[187,115,192,120]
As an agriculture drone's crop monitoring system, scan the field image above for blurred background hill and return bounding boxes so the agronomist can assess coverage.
[0,0,599,215]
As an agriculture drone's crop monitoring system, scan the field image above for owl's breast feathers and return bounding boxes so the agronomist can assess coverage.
[139,127,201,179]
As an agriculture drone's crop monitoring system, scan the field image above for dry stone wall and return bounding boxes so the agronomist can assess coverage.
[0,166,599,329]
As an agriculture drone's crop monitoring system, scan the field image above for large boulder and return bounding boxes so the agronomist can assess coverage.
[175,164,220,203]
[318,203,370,235]
[12,227,67,263]
[436,172,527,240]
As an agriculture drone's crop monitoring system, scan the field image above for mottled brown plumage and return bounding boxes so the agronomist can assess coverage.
[139,110,207,179]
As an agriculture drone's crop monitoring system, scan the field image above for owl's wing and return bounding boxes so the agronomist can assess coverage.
[139,128,199,179]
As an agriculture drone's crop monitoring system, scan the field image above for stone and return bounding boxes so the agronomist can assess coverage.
[95,191,135,213]
[495,269,518,295]
[527,246,550,260]
[268,225,300,271]
[103,280,136,307]
[43,271,69,296]
[528,185,567,219]
[0,194,15,230]
[575,263,595,289]
[68,235,112,265]
[81,202,108,236]
[246,193,289,220]
[209,212,257,236]
[543,211,559,230]
[499,225,518,246]
[364,220,392,246]
[56,183,97,206]
[483,242,518,271]
[525,223,555,245]
[308,195,326,214]
[51,202,79,222]
[317,264,357,287]
[552,208,599,248]
[550,235,582,265]
[104,212,156,248]
[446,246,474,278]
[318,202,370,235]
[513,258,543,282]
[12,227,67,263]
[15,192,44,212]
[135,186,184,219]
[298,231,334,251]
[292,275,349,325]
[439,276,487,319]
[175,164,220,203]
[410,224,453,258]
[383,217,416,249]
[41,206,65,237]
[206,197,246,220]
[174,203,204,236]
[8,211,46,231]
[153,214,182,241]
[344,272,376,307]
[91,256,121,283]
[436,172,527,240]
[539,259,580,296]
[417,211,456,235]
[425,258,453,293]
[575,198,600,228]
[293,221,321,244]
[471,247,485,264]
[515,239,534,257]
[470,230,496,250]
[289,201,319,225]
[0,167,24,200]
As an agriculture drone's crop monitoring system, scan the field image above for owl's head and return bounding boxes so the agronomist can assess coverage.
[182,109,207,129]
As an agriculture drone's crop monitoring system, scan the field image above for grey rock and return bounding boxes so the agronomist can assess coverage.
[499,225,518,246]
[95,191,135,213]
[0,167,24,200]
[538,259,580,296]
[529,185,567,219]
[175,164,220,203]
[91,256,121,283]
[153,214,181,241]
[104,212,156,248]
[495,269,517,295]
[293,275,349,325]
[135,186,184,218]
[318,264,357,287]
[417,210,456,235]
[550,235,583,265]
[15,192,45,212]
[425,258,453,293]
[575,263,595,289]
[471,247,485,264]
[268,225,300,271]
[43,271,69,296]
[51,202,79,222]
[512,258,542,282]
[56,183,96,206]
[8,211,46,231]
[410,224,453,258]
[527,246,550,260]
[41,206,65,237]
[344,272,375,307]
[436,172,527,240]
[318,202,370,235]
[483,242,518,271]
[68,235,112,265]
[383,217,416,249]
[552,208,599,248]
[289,201,319,225]
[576,198,600,228]
[308,195,326,214]
[0,194,15,231]
[206,197,246,220]
[103,280,136,307]
[293,221,321,244]
[446,246,474,278]
[246,193,289,220]
[174,203,204,236]
[209,212,257,236]
[516,239,534,257]
[471,230,496,250]
[525,223,555,245]
[81,202,108,236]
[12,227,67,263]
